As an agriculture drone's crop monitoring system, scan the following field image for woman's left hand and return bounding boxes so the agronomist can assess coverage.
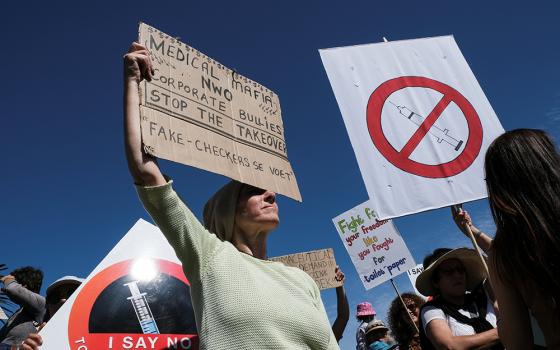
[334,266,345,284]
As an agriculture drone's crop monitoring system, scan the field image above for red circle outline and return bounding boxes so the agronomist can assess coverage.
[68,259,197,349]
[366,76,483,178]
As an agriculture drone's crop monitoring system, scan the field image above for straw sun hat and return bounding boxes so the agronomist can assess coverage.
[415,247,486,297]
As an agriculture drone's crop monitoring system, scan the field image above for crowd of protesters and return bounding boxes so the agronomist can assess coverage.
[1,40,559,350]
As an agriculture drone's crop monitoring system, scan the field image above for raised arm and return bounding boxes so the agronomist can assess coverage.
[451,207,493,254]
[124,43,220,281]
[1,277,45,316]
[331,266,349,342]
[123,42,166,187]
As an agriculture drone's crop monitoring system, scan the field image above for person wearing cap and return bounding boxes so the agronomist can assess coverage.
[365,320,397,350]
[43,276,83,322]
[123,43,339,350]
[19,276,84,350]
[416,248,502,350]
[356,302,376,350]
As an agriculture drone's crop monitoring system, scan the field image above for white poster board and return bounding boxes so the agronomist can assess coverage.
[40,219,199,350]
[406,264,425,297]
[320,36,504,219]
[333,201,416,290]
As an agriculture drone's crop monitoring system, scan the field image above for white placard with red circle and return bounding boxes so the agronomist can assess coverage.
[39,219,199,350]
[320,36,504,219]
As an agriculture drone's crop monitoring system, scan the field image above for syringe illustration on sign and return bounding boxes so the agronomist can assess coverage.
[388,101,464,151]
[124,281,160,334]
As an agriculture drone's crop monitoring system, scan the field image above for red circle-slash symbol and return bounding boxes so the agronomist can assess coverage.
[366,76,483,178]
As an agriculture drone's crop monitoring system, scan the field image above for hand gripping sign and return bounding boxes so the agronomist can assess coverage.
[320,36,504,219]
[39,220,199,350]
[332,201,416,290]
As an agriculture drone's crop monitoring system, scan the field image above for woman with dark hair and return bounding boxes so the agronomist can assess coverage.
[123,43,339,350]
[387,292,424,350]
[483,129,560,349]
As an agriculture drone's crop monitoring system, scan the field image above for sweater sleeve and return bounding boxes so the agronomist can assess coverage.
[2,281,45,318]
[136,179,221,282]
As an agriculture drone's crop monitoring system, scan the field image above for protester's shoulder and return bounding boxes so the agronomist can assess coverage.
[420,304,445,326]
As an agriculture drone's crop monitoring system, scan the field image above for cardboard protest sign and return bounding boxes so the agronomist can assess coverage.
[320,36,504,219]
[269,248,342,290]
[406,264,425,297]
[333,201,416,290]
[39,219,198,350]
[138,23,301,201]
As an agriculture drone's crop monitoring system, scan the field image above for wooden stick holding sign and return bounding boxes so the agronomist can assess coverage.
[390,278,420,334]
[269,248,343,290]
[452,204,491,280]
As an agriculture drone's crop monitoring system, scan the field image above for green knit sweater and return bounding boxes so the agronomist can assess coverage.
[137,180,339,350]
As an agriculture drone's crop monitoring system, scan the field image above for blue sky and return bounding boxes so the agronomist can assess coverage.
[1,1,559,349]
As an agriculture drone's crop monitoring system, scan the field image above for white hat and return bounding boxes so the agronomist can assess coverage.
[46,275,84,296]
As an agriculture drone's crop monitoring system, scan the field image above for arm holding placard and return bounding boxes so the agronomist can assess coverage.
[331,266,349,342]
[124,43,221,280]
[123,42,166,187]
[451,206,493,254]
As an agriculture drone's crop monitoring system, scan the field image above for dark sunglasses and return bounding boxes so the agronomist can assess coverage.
[438,265,466,277]
[404,302,417,311]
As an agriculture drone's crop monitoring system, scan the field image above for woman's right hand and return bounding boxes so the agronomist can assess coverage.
[123,42,154,83]
[451,206,481,238]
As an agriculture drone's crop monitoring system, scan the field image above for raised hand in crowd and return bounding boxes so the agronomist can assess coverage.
[451,206,492,253]
[332,266,349,342]
[0,276,14,285]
